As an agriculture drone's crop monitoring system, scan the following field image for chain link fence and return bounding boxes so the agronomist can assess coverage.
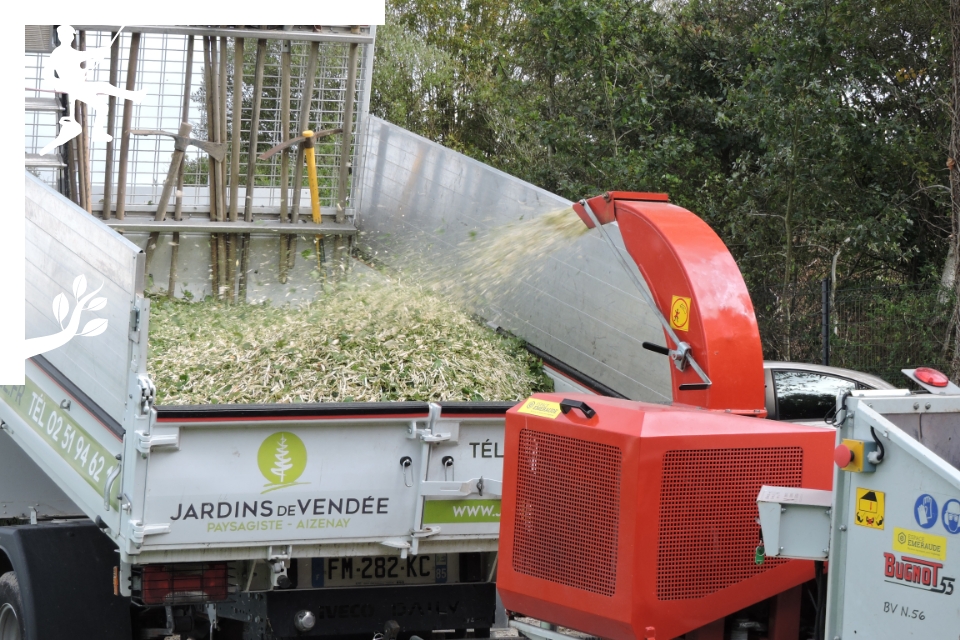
[753,281,954,384]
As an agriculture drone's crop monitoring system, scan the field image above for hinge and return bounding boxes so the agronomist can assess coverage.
[135,430,179,454]
[130,306,141,333]
[130,521,171,547]
[137,375,156,415]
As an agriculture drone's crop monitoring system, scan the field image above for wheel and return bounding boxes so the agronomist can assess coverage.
[0,572,24,640]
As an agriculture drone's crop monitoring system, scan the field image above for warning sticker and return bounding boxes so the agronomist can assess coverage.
[855,487,885,530]
[893,527,947,561]
[670,296,691,332]
[517,398,562,420]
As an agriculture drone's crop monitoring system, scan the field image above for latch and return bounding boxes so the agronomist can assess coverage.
[268,546,293,588]
[420,477,503,498]
[407,403,457,443]
[138,375,156,415]
[382,526,441,559]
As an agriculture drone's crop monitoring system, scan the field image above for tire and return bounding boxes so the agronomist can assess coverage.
[0,572,24,640]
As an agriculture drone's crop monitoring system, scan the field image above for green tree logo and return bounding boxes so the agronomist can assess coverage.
[257,432,309,493]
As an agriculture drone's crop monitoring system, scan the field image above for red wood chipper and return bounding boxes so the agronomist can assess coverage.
[496,193,836,640]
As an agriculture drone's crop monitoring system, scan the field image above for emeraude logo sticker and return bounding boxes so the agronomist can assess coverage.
[258,431,309,493]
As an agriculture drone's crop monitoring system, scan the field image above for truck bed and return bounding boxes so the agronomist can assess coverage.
[4,175,514,598]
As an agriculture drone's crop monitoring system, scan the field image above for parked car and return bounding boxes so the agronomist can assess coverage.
[763,361,896,422]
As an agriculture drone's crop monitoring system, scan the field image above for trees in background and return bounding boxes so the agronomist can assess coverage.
[373,0,951,288]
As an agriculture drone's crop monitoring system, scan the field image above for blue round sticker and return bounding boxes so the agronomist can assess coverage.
[943,499,960,534]
[915,494,939,529]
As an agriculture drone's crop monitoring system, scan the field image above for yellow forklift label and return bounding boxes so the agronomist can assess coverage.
[855,487,885,529]
[517,399,562,419]
[893,528,946,561]
[670,296,691,331]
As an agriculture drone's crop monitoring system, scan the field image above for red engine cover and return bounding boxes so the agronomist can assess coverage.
[497,393,834,640]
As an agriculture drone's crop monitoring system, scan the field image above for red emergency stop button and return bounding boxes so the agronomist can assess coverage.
[834,444,854,468]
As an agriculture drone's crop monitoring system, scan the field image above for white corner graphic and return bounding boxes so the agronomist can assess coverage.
[39,25,146,156]
[25,275,109,360]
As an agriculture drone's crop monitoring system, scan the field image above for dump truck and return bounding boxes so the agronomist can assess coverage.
[2,174,518,640]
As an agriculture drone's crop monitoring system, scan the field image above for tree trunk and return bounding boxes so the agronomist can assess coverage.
[949,0,960,379]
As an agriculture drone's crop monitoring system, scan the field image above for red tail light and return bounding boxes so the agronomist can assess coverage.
[915,367,949,388]
[141,563,230,605]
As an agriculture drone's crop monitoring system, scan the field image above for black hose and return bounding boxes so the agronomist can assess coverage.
[814,560,826,640]
[870,426,885,462]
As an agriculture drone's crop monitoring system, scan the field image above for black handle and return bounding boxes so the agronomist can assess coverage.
[642,342,671,356]
[678,383,710,391]
[560,399,596,419]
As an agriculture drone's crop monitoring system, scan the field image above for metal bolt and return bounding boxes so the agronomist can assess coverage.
[779,546,784,553]
[913,402,919,410]
[822,548,829,554]
[254,616,261,623]
[925,403,932,410]
[295,610,317,632]
[839,525,847,531]
[781,507,787,513]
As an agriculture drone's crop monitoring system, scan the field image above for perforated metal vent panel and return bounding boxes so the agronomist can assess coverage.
[512,429,621,596]
[657,447,804,600]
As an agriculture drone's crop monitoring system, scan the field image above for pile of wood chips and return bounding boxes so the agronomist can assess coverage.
[147,280,552,405]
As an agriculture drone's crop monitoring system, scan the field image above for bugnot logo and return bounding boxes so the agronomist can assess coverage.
[883,552,955,595]
[257,432,309,493]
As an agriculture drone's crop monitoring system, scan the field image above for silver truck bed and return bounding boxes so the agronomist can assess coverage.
[3,175,510,595]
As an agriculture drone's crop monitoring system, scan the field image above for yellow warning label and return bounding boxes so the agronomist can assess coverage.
[517,398,563,420]
[670,296,691,332]
[893,528,947,561]
[855,487,885,529]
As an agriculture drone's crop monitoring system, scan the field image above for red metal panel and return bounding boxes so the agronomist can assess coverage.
[657,447,803,600]
[498,393,834,640]
[512,429,621,596]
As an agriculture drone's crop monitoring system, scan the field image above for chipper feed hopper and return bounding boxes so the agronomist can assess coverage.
[497,192,960,640]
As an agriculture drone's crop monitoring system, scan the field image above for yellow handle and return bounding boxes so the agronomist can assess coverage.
[303,130,321,224]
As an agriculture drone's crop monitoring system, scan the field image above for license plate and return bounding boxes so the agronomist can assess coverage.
[310,554,455,588]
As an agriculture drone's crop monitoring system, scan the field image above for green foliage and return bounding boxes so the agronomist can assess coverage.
[373,0,952,291]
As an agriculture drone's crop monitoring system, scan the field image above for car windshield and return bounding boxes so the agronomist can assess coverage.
[774,370,857,421]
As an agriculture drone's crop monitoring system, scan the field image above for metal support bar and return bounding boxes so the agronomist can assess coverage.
[74,25,374,44]
[291,41,320,225]
[101,32,120,220]
[337,42,360,223]
[822,277,831,366]
[115,31,141,220]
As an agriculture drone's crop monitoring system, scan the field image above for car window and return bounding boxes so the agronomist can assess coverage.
[773,370,857,421]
